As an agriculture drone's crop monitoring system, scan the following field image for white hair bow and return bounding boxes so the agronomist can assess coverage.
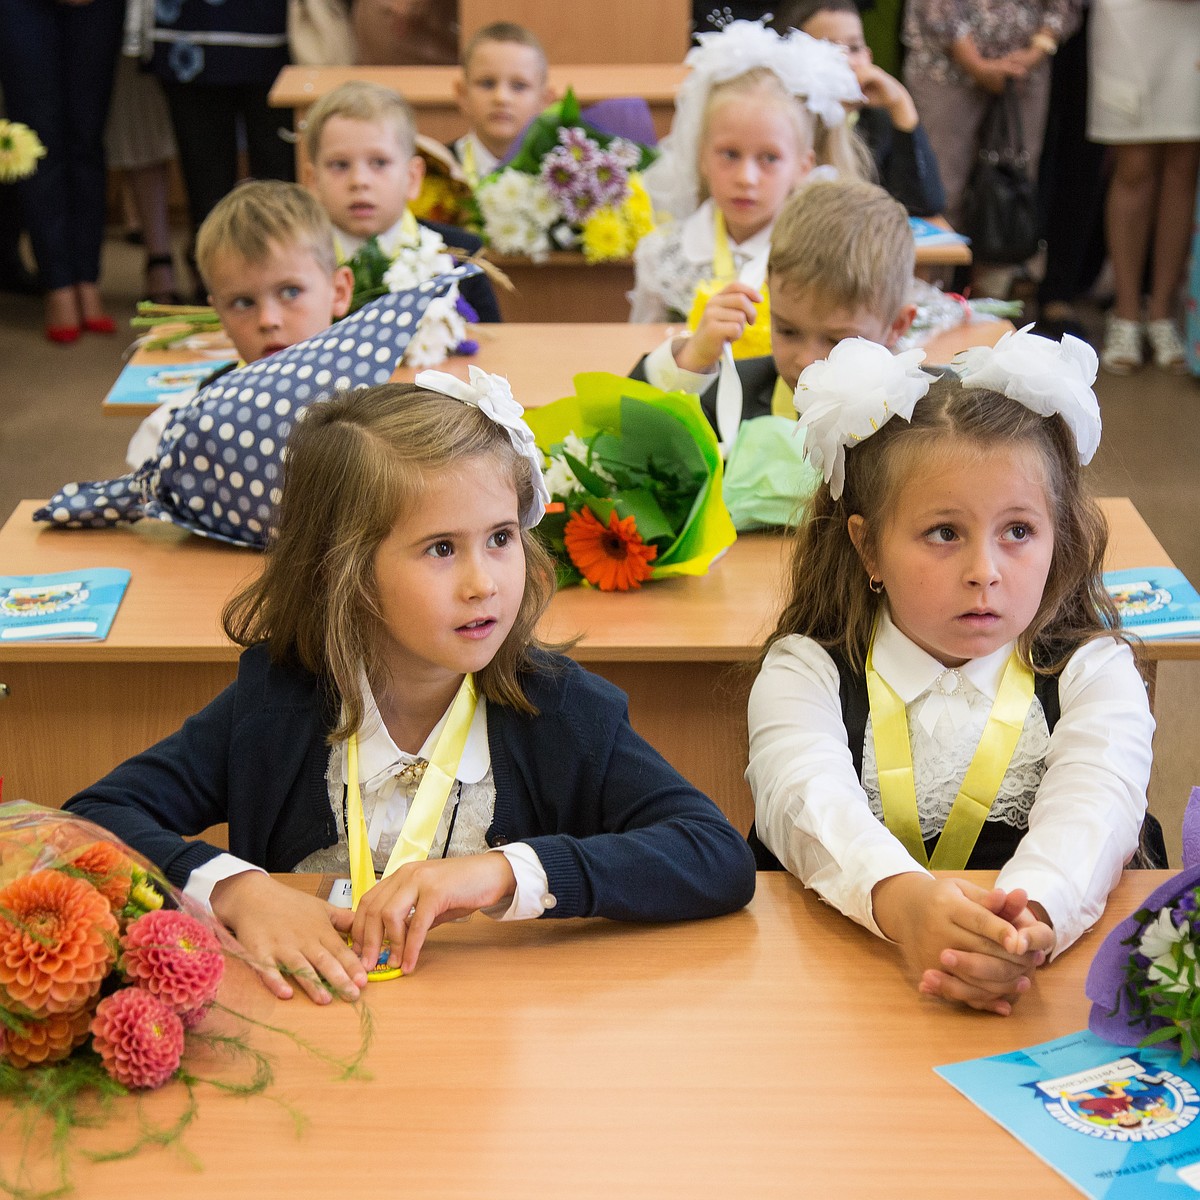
[414,365,550,527]
[793,339,931,501]
[953,324,1102,465]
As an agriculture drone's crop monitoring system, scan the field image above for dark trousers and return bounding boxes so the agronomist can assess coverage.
[1037,12,1108,308]
[0,0,124,289]
[161,82,294,236]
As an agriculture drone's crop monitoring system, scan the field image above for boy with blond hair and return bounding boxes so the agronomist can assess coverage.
[453,22,551,184]
[633,178,917,435]
[303,80,500,322]
[126,180,353,467]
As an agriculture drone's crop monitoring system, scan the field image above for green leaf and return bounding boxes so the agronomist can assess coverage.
[612,487,675,544]
[1141,1025,1186,1046]
[562,451,612,497]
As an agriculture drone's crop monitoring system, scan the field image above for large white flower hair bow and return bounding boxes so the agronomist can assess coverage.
[414,365,550,527]
[793,339,931,501]
[777,30,864,128]
[953,324,1102,465]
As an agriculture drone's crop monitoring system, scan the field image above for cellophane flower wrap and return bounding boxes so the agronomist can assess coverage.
[1087,788,1200,1063]
[0,801,370,1198]
[474,89,658,263]
[524,372,736,591]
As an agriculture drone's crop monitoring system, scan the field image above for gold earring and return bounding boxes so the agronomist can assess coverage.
[868,576,884,594]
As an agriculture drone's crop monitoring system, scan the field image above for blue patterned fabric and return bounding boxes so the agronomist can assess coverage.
[35,267,479,546]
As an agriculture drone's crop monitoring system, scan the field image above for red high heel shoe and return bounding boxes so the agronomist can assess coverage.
[82,314,117,335]
[45,324,81,344]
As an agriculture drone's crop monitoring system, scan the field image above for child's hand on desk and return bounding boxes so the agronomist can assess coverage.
[675,282,762,375]
[211,872,369,1005]
[332,853,517,975]
[872,874,1045,1016]
[918,884,1055,1015]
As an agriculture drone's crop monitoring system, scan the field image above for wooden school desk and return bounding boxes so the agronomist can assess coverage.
[270,63,689,161]
[0,497,1188,839]
[103,319,1010,419]
[0,869,1169,1200]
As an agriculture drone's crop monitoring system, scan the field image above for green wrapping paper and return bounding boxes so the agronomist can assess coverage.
[721,416,822,531]
[525,372,736,586]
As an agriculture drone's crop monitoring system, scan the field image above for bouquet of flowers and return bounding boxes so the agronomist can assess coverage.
[1087,789,1200,1062]
[524,372,736,591]
[474,90,657,264]
[409,136,475,228]
[0,120,45,183]
[0,801,369,1197]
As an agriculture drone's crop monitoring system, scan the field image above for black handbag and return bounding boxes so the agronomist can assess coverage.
[961,82,1041,265]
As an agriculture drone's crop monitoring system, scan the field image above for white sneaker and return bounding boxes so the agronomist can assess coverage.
[1145,318,1187,373]
[1101,316,1142,375]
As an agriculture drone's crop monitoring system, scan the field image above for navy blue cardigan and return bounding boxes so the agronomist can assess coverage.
[66,645,755,923]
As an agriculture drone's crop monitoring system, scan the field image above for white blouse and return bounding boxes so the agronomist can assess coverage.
[746,610,1154,956]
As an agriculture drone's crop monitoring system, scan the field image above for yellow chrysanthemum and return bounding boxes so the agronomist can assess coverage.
[0,120,46,183]
[581,207,630,264]
[623,173,656,243]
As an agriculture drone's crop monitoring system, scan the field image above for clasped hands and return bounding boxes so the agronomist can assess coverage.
[211,853,517,1004]
[872,873,1057,1016]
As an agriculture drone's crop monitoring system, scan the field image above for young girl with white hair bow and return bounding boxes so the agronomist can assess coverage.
[629,19,867,328]
[747,327,1159,1015]
[67,370,756,1002]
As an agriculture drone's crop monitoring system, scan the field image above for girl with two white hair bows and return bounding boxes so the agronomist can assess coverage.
[747,328,1159,1015]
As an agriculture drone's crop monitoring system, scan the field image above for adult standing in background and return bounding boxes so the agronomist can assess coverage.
[1088,0,1200,374]
[900,0,1081,254]
[146,0,294,296]
[0,0,124,342]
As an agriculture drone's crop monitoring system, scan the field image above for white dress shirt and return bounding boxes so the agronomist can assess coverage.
[746,609,1153,955]
[187,674,553,920]
[452,132,500,183]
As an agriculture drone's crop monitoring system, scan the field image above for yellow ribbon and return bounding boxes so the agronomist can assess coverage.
[866,636,1036,871]
[770,376,796,420]
[459,137,480,188]
[346,673,479,979]
[686,208,773,360]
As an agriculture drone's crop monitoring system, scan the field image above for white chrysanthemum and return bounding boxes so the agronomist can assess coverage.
[481,168,534,211]
[402,288,466,369]
[414,365,550,526]
[486,212,538,256]
[794,339,930,500]
[954,323,1102,465]
[529,182,565,227]
[544,455,583,498]
[383,225,454,292]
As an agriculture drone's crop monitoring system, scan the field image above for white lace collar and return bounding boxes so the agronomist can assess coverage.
[871,607,1015,704]
[679,198,774,268]
[344,668,491,788]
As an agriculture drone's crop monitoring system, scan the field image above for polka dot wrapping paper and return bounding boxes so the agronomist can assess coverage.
[34,266,480,547]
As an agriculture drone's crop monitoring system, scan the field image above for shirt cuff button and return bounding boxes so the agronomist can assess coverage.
[542,894,557,909]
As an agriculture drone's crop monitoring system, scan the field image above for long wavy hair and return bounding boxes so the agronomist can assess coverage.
[766,374,1119,674]
[223,384,558,739]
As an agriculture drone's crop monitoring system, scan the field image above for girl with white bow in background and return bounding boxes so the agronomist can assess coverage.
[747,328,1159,1015]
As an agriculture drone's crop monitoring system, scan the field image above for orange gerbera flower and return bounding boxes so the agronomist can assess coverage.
[2,1003,94,1068]
[563,507,658,591]
[0,871,118,1018]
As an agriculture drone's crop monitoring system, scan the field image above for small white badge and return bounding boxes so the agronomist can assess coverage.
[328,877,353,908]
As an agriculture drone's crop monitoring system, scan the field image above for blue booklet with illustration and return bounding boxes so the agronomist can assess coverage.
[0,569,131,641]
[937,1029,1200,1197]
[1104,567,1200,640]
[909,215,969,247]
[104,361,234,409]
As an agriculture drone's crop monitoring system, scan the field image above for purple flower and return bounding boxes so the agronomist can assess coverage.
[455,294,479,323]
[556,126,598,163]
[454,339,480,357]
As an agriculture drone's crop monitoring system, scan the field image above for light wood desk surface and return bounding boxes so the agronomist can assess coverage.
[104,319,1009,418]
[4,870,1167,1199]
[271,63,689,146]
[0,496,1189,834]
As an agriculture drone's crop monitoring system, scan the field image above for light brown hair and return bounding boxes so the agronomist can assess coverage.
[302,80,417,164]
[195,180,337,283]
[223,384,558,738]
[768,177,912,322]
[461,21,547,78]
[766,373,1119,674]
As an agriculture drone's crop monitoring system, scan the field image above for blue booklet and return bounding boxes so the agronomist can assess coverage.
[938,1030,1200,1197]
[104,361,234,409]
[1104,567,1200,640]
[0,569,131,641]
[909,215,969,247]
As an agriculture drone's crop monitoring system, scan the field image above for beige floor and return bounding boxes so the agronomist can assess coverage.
[2,235,1199,853]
